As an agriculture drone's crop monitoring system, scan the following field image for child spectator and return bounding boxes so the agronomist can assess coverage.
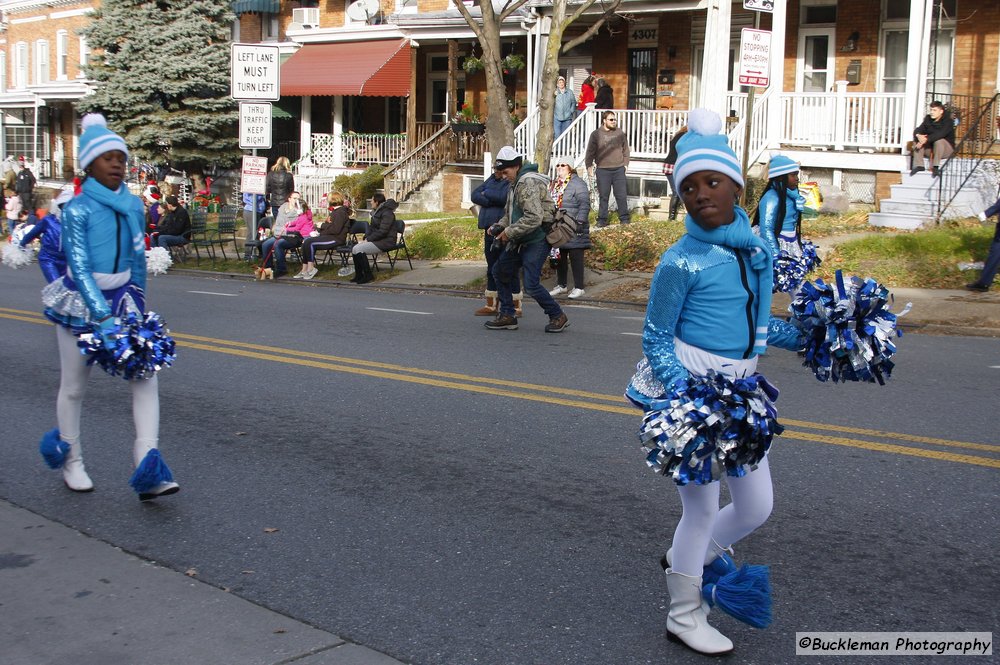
[5,190,21,235]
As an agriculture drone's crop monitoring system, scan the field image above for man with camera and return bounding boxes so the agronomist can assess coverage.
[484,146,569,333]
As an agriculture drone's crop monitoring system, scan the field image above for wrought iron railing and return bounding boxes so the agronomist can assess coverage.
[934,93,1000,222]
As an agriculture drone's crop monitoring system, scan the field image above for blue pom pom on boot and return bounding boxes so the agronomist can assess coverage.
[39,428,69,469]
[130,449,179,502]
[40,429,93,492]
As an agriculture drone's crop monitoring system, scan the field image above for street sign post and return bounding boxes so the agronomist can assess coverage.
[239,102,273,150]
[230,44,280,101]
[738,28,771,87]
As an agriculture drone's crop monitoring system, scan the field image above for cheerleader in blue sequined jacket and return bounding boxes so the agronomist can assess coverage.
[754,155,804,257]
[38,114,179,501]
[625,110,804,656]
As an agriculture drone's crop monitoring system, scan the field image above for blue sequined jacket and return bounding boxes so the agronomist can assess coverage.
[757,188,803,255]
[61,190,146,322]
[642,235,803,390]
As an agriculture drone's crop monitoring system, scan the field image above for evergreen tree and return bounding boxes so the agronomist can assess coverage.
[77,0,239,170]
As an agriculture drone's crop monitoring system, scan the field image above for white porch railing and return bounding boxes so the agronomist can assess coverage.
[513,106,542,158]
[305,133,408,167]
[779,86,906,151]
[728,87,775,171]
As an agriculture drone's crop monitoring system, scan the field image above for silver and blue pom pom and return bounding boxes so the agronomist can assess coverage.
[76,311,177,380]
[789,270,909,385]
[3,240,33,269]
[639,371,783,485]
[145,247,173,275]
[773,240,821,293]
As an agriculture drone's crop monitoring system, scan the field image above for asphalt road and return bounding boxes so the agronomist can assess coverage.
[1,268,997,665]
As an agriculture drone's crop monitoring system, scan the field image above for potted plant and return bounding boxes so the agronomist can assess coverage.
[451,103,485,134]
[501,54,525,74]
[462,56,484,76]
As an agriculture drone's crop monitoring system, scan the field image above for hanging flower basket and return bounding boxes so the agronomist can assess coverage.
[451,122,486,135]
[462,56,484,76]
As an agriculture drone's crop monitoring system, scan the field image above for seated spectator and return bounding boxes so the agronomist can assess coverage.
[910,100,955,177]
[295,191,351,280]
[350,193,399,284]
[262,194,312,278]
[156,195,191,249]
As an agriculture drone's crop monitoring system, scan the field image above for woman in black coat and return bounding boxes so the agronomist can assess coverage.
[594,78,614,110]
[548,159,591,299]
[265,156,295,217]
[350,193,399,284]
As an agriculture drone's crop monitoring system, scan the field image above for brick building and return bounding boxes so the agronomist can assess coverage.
[0,0,94,181]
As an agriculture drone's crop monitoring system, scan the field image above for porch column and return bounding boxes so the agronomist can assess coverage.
[701,0,732,116]
[300,95,312,163]
[765,0,788,150]
[332,96,344,168]
[407,44,417,151]
[903,0,931,135]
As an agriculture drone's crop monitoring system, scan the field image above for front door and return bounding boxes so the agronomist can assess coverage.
[627,48,657,110]
[797,28,834,92]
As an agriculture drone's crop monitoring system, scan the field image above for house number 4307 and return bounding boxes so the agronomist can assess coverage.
[631,29,657,41]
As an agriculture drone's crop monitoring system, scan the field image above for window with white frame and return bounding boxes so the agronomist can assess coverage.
[35,40,50,85]
[14,42,28,89]
[78,36,88,76]
[262,13,279,41]
[878,0,956,95]
[57,30,69,80]
[797,1,836,93]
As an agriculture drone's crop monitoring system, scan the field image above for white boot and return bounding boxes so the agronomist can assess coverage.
[62,441,94,492]
[665,570,734,655]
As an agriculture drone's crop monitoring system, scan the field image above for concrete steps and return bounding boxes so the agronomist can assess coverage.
[394,172,444,215]
[868,165,992,228]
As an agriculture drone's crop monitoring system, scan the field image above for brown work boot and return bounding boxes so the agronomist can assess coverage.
[485,314,519,330]
[544,312,569,333]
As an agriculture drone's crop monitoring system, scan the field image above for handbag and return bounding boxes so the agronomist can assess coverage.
[282,231,303,248]
[545,209,577,248]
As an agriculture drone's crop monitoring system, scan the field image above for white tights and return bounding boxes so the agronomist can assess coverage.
[670,457,774,576]
[55,325,160,465]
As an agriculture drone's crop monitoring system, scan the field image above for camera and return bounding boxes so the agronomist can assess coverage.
[488,223,505,237]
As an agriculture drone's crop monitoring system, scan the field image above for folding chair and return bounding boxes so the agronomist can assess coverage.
[371,221,413,273]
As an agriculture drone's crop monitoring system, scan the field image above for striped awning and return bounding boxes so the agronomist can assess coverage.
[232,0,280,16]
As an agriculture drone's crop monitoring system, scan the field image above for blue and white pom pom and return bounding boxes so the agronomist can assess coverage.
[145,246,173,275]
[639,371,783,485]
[773,240,821,293]
[2,239,33,268]
[790,270,910,384]
[76,311,177,380]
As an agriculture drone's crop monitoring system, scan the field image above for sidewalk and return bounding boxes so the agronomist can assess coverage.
[373,259,1000,338]
[0,500,406,665]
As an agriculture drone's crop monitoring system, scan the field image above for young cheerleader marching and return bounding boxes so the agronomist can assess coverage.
[39,114,179,501]
[626,110,806,655]
[754,155,820,292]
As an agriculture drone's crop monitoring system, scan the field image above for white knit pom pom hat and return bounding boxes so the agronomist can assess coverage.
[672,108,744,189]
[78,113,129,170]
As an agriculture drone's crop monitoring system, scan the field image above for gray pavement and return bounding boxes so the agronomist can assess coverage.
[0,500,406,665]
[3,254,998,665]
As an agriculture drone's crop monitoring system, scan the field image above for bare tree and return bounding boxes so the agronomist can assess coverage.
[452,0,622,168]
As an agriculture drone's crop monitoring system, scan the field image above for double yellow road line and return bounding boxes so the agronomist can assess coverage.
[2,306,997,470]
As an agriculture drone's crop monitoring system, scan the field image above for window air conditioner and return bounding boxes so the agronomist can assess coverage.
[291,7,320,29]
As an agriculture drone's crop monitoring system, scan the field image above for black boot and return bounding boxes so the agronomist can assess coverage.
[669,195,680,220]
[351,253,373,284]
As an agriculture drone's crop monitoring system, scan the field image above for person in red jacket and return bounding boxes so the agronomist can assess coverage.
[577,75,595,113]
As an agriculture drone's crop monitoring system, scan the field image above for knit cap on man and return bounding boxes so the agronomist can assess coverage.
[78,113,129,170]
[672,108,744,189]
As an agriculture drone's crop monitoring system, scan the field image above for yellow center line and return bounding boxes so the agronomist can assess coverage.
[2,307,997,469]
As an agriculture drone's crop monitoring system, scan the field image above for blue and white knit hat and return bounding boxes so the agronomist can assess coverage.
[767,154,799,179]
[673,108,744,189]
[78,113,128,170]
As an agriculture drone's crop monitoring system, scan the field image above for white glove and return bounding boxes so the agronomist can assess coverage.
[979,212,988,222]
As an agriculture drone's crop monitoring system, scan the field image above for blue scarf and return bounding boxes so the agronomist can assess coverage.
[685,206,774,355]
[82,177,139,216]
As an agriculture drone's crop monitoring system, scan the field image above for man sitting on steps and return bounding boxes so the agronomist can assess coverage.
[910,101,954,178]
